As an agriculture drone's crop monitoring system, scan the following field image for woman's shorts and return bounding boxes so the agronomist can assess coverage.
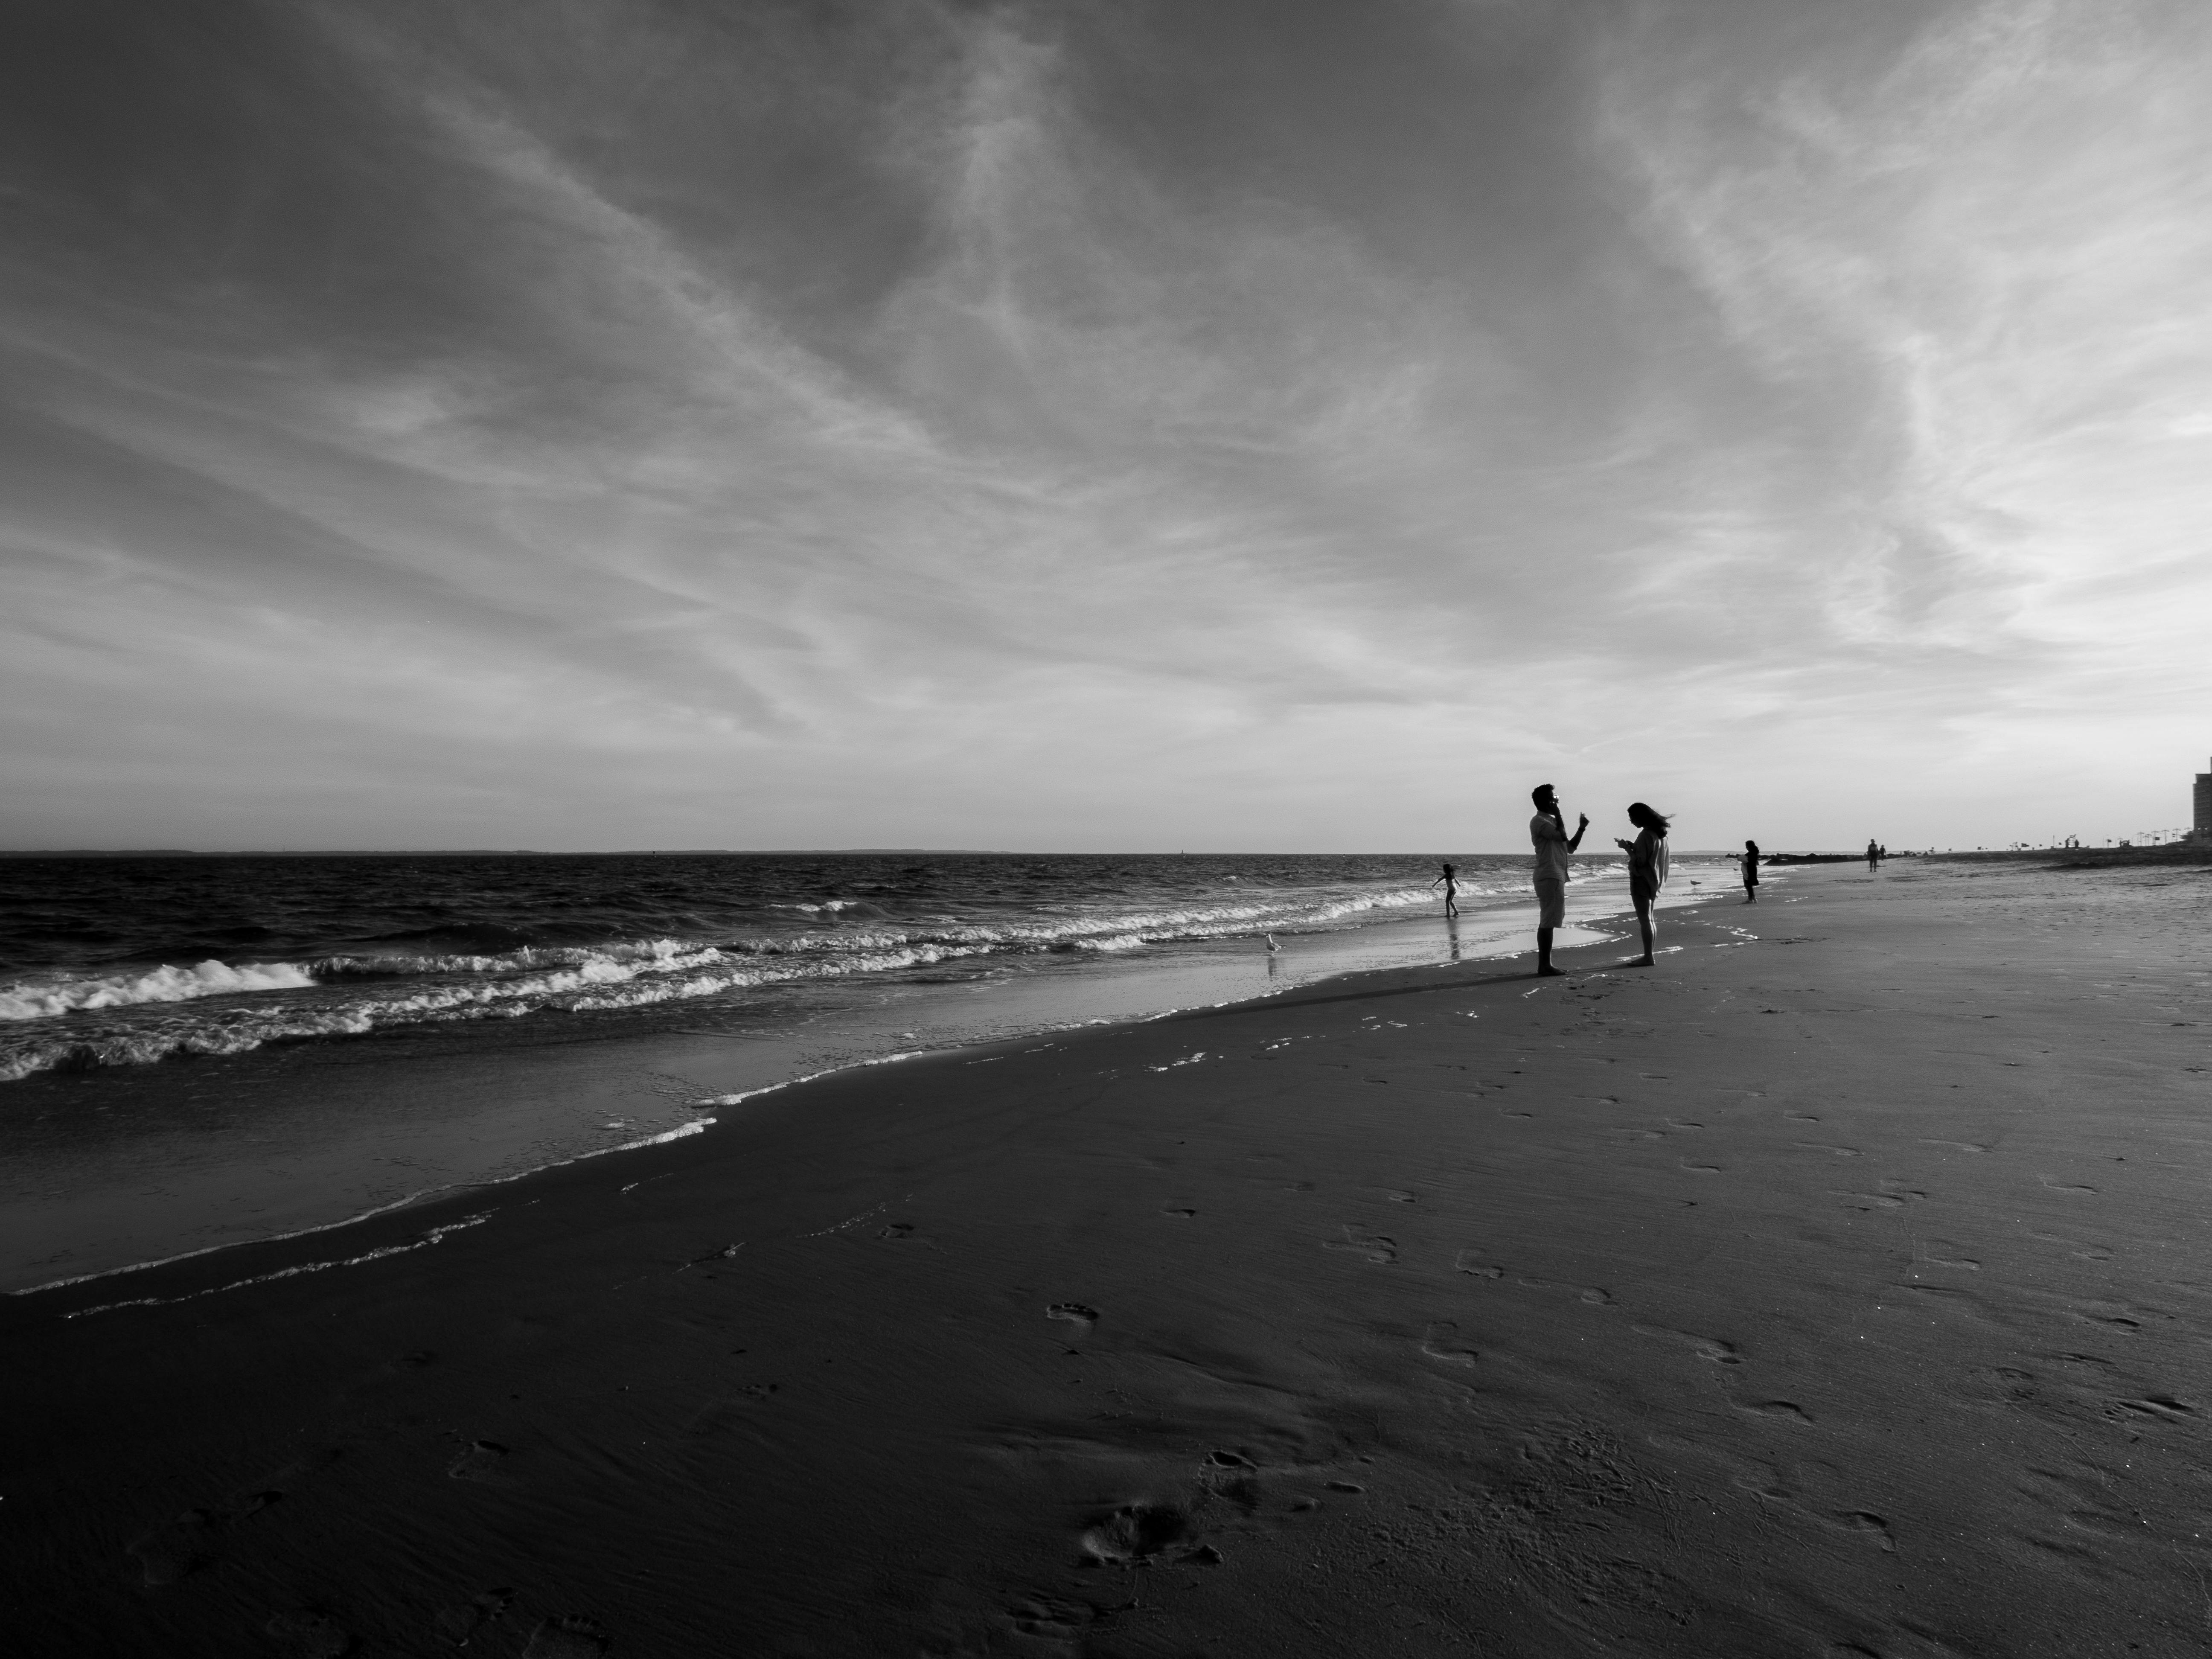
[1532,879,1566,928]
[1630,880,1659,905]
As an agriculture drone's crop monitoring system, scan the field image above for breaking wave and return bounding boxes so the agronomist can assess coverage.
[0,862,1575,1083]
[0,960,317,1020]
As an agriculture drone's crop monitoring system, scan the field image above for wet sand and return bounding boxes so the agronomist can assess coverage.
[7,861,2211,1656]
[0,890,1639,1296]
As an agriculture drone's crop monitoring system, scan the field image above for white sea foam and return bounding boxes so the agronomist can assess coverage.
[0,873,1498,1082]
[0,959,317,1020]
[313,937,719,978]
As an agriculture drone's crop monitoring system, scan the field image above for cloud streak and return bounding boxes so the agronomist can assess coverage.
[2,0,2208,850]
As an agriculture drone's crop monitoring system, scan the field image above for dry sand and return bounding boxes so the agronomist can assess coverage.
[7,860,2211,1657]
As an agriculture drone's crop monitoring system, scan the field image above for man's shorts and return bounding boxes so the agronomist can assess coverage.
[1532,879,1566,928]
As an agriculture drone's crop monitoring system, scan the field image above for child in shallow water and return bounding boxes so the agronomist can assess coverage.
[1613,803,1671,966]
[1431,862,1458,917]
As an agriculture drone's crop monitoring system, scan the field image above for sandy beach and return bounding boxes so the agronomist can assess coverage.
[9,859,2212,1657]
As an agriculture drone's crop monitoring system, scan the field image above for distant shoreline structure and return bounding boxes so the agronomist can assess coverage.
[1934,844,2212,868]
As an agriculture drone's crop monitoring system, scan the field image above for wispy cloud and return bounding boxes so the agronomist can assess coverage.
[2,0,2207,849]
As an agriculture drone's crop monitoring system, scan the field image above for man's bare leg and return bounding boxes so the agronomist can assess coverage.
[1536,925,1565,976]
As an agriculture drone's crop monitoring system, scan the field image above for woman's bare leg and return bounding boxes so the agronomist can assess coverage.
[1633,898,1655,964]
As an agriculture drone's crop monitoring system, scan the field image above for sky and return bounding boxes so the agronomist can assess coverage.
[4,0,2209,853]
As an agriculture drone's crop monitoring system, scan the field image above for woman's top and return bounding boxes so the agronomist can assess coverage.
[1629,827,1668,895]
[1742,850,1759,882]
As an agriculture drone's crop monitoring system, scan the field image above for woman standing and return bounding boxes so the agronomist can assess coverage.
[1613,803,1671,966]
[1741,839,1760,903]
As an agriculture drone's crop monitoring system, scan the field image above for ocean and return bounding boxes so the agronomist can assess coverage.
[0,850,1736,1292]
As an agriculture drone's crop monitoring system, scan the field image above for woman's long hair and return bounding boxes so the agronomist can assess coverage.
[1627,802,1671,836]
[1745,838,1760,856]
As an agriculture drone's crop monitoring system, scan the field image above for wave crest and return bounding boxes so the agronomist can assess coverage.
[0,960,317,1021]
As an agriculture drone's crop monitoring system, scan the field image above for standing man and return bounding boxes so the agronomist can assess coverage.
[1530,783,1588,977]
[1866,839,1880,872]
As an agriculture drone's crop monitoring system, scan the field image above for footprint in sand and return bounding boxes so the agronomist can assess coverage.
[1455,1253,1504,1278]
[447,1440,514,1485]
[1737,1399,1812,1425]
[879,1222,919,1240]
[1162,1206,1197,1219]
[1009,1592,1146,1639]
[2116,1395,2194,1420]
[1632,1324,1742,1365]
[1080,1502,1197,1565]
[1420,1321,1480,1366]
[128,1490,282,1586]
[523,1615,611,1658]
[1047,1303,1101,1332]
[265,1609,355,1658]
[2040,1178,2099,1194]
[1823,1511,1896,1553]
[1323,1228,1398,1264]
[1920,1139,1988,1153]
[1794,1143,1860,1157]
[434,1588,516,1647]
[1678,1161,1723,1175]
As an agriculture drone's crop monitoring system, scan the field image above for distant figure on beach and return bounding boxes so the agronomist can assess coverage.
[1432,862,1459,918]
[1614,803,1671,966]
[1529,784,1588,977]
[1866,840,1881,872]
[1741,839,1760,902]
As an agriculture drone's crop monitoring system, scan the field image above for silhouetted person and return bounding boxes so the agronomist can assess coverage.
[1741,839,1760,903]
[1431,861,1459,918]
[1530,784,1588,976]
[1613,803,1671,965]
[1866,839,1880,872]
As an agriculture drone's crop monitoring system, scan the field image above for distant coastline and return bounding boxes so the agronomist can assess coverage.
[0,847,1013,858]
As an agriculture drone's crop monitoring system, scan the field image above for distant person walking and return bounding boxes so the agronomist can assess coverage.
[1530,784,1588,977]
[1866,839,1880,872]
[1432,862,1459,918]
[1614,803,1671,966]
[1741,839,1760,903]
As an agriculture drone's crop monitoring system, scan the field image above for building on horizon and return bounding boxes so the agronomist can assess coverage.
[2197,757,2212,841]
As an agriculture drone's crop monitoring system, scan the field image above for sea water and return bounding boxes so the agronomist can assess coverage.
[0,851,1738,1289]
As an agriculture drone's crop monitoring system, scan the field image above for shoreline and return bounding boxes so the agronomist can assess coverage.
[1,876,1715,1297]
[16,860,2205,1654]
